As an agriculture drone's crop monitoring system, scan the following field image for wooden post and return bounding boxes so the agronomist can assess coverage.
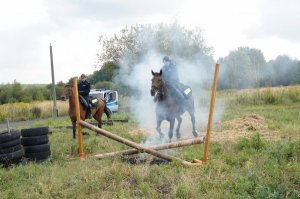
[49,44,58,118]
[202,63,220,164]
[73,78,85,159]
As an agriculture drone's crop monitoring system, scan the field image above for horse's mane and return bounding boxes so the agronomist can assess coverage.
[64,83,73,88]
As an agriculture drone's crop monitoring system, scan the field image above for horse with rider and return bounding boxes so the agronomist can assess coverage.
[151,56,197,141]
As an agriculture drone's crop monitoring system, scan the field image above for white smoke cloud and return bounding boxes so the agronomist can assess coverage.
[116,49,224,143]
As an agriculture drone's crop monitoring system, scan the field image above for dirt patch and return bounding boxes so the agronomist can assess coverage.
[128,114,285,143]
[128,128,152,136]
[211,114,280,142]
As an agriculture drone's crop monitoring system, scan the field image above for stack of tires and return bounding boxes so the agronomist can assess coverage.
[0,130,24,167]
[21,127,51,163]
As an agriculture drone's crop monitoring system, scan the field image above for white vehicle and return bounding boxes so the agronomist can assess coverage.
[89,89,119,112]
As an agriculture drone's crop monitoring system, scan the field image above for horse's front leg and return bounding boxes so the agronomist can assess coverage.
[168,117,175,142]
[97,116,102,129]
[156,117,164,139]
[175,115,182,139]
[72,120,76,139]
[92,110,102,136]
[188,109,198,137]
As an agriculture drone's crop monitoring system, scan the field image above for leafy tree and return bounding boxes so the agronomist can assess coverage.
[46,81,65,100]
[90,61,119,84]
[218,47,266,89]
[271,55,300,86]
[55,81,65,99]
[98,22,213,62]
[95,22,214,95]
[291,61,300,84]
[11,80,23,102]
[98,23,213,65]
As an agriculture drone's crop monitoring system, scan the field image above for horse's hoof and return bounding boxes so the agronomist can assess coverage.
[169,139,172,143]
[176,134,181,140]
[192,131,198,138]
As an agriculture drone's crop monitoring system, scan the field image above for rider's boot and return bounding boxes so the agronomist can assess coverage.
[175,89,185,114]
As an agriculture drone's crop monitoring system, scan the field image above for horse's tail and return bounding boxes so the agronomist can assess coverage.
[103,100,112,119]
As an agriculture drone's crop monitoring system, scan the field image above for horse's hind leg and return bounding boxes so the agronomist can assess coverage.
[168,118,175,142]
[188,109,198,137]
[92,110,102,136]
[175,116,182,139]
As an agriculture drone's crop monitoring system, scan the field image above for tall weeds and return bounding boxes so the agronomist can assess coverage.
[0,101,68,122]
[228,85,300,106]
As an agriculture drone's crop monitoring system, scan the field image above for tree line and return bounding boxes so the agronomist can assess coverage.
[218,48,300,89]
[93,23,300,91]
[0,81,65,104]
[1,22,299,104]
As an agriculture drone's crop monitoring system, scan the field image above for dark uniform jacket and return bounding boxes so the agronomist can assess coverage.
[78,80,90,98]
[162,63,180,86]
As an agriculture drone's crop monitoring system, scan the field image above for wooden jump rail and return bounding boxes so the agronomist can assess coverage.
[73,63,220,166]
[94,137,205,159]
[80,120,202,166]
[89,119,129,126]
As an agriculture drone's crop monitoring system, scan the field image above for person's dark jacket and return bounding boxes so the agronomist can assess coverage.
[162,63,180,86]
[78,80,90,97]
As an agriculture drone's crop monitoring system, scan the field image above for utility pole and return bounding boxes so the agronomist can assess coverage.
[50,43,58,118]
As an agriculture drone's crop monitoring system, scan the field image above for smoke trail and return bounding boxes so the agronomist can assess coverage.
[113,24,224,144]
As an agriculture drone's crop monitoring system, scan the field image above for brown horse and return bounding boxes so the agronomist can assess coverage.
[64,84,111,139]
[151,70,198,142]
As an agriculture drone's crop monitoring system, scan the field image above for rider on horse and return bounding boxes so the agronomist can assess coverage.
[78,74,91,118]
[161,56,185,114]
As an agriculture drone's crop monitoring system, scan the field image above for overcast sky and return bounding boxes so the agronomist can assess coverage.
[0,0,300,84]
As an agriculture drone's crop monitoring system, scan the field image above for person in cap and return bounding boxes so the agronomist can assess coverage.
[161,56,185,114]
[78,74,91,118]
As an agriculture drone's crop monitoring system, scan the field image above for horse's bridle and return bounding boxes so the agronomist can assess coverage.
[151,82,166,101]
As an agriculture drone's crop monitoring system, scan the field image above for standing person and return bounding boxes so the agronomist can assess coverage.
[161,56,185,114]
[78,74,91,118]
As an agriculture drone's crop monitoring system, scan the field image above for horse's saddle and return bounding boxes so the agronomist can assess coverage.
[179,84,192,99]
[79,95,99,109]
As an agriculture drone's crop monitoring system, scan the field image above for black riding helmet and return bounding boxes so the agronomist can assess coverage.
[162,56,171,63]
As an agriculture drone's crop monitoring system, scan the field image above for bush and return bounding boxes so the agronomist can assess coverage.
[261,89,277,104]
[30,106,42,118]
[236,133,265,151]
[288,87,300,102]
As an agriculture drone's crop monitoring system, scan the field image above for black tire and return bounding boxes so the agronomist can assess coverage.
[21,135,48,146]
[23,144,50,153]
[24,150,51,160]
[0,157,23,167]
[36,157,50,164]
[0,154,23,166]
[0,144,22,154]
[21,126,49,137]
[0,139,21,149]
[0,130,21,144]
[0,148,24,160]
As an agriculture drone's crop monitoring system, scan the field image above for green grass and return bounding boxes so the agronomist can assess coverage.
[0,101,300,198]
[223,103,300,137]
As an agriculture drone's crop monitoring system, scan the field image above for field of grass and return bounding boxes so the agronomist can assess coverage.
[0,101,69,123]
[0,86,299,198]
